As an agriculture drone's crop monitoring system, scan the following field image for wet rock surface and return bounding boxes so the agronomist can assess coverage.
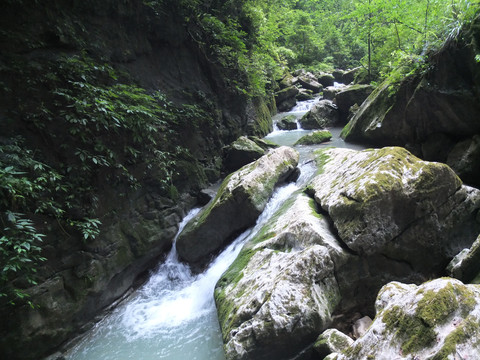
[215,146,480,360]
[176,146,299,268]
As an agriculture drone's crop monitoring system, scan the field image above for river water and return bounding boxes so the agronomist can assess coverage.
[64,97,361,360]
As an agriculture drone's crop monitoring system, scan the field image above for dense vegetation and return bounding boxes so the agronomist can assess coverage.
[0,0,479,308]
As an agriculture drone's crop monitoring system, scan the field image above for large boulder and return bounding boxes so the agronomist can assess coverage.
[294,130,332,146]
[334,278,480,359]
[274,86,299,112]
[335,84,373,124]
[276,114,298,130]
[296,88,314,101]
[323,85,345,101]
[299,100,339,129]
[318,73,336,87]
[176,146,299,268]
[224,136,266,171]
[298,73,323,93]
[215,146,480,360]
[332,68,360,85]
[278,73,297,89]
[215,191,349,360]
[309,147,480,275]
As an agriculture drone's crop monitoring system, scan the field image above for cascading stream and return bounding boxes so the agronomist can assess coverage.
[64,98,363,360]
[65,182,302,360]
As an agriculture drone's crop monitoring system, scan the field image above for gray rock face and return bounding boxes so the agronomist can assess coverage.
[275,86,298,111]
[342,17,480,187]
[310,147,480,274]
[299,100,339,129]
[447,135,480,186]
[215,192,349,360]
[176,146,299,268]
[335,84,373,123]
[334,278,480,360]
[447,234,480,283]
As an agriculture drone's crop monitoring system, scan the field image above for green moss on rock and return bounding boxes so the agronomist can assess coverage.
[416,282,459,327]
[431,317,479,360]
[294,130,332,145]
[382,305,437,354]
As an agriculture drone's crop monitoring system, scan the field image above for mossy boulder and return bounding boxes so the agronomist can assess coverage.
[299,100,339,129]
[224,136,267,171]
[278,73,297,89]
[246,96,274,137]
[313,329,354,358]
[176,146,299,268]
[318,73,336,87]
[336,278,480,359]
[215,191,349,360]
[294,130,332,145]
[277,114,298,130]
[296,88,314,101]
[309,147,480,275]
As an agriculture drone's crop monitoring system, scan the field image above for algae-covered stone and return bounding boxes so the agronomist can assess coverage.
[224,136,266,171]
[277,114,298,130]
[177,146,299,268]
[299,100,338,129]
[313,329,354,358]
[336,278,480,359]
[297,88,314,101]
[318,73,335,87]
[215,192,349,360]
[309,147,480,274]
[341,19,480,150]
[294,130,332,146]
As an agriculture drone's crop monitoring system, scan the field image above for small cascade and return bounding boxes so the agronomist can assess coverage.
[65,180,301,360]
[289,96,320,112]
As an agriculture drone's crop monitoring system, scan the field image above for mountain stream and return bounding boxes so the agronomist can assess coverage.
[64,97,363,360]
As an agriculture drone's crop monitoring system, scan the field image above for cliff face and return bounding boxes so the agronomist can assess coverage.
[341,15,480,186]
[0,1,272,359]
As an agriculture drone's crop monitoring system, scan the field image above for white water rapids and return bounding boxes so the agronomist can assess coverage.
[65,182,303,360]
[64,96,362,360]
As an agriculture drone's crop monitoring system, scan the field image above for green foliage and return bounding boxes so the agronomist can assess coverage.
[0,212,45,306]
[0,52,200,305]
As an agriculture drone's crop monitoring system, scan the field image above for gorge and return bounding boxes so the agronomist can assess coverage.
[1,1,480,360]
